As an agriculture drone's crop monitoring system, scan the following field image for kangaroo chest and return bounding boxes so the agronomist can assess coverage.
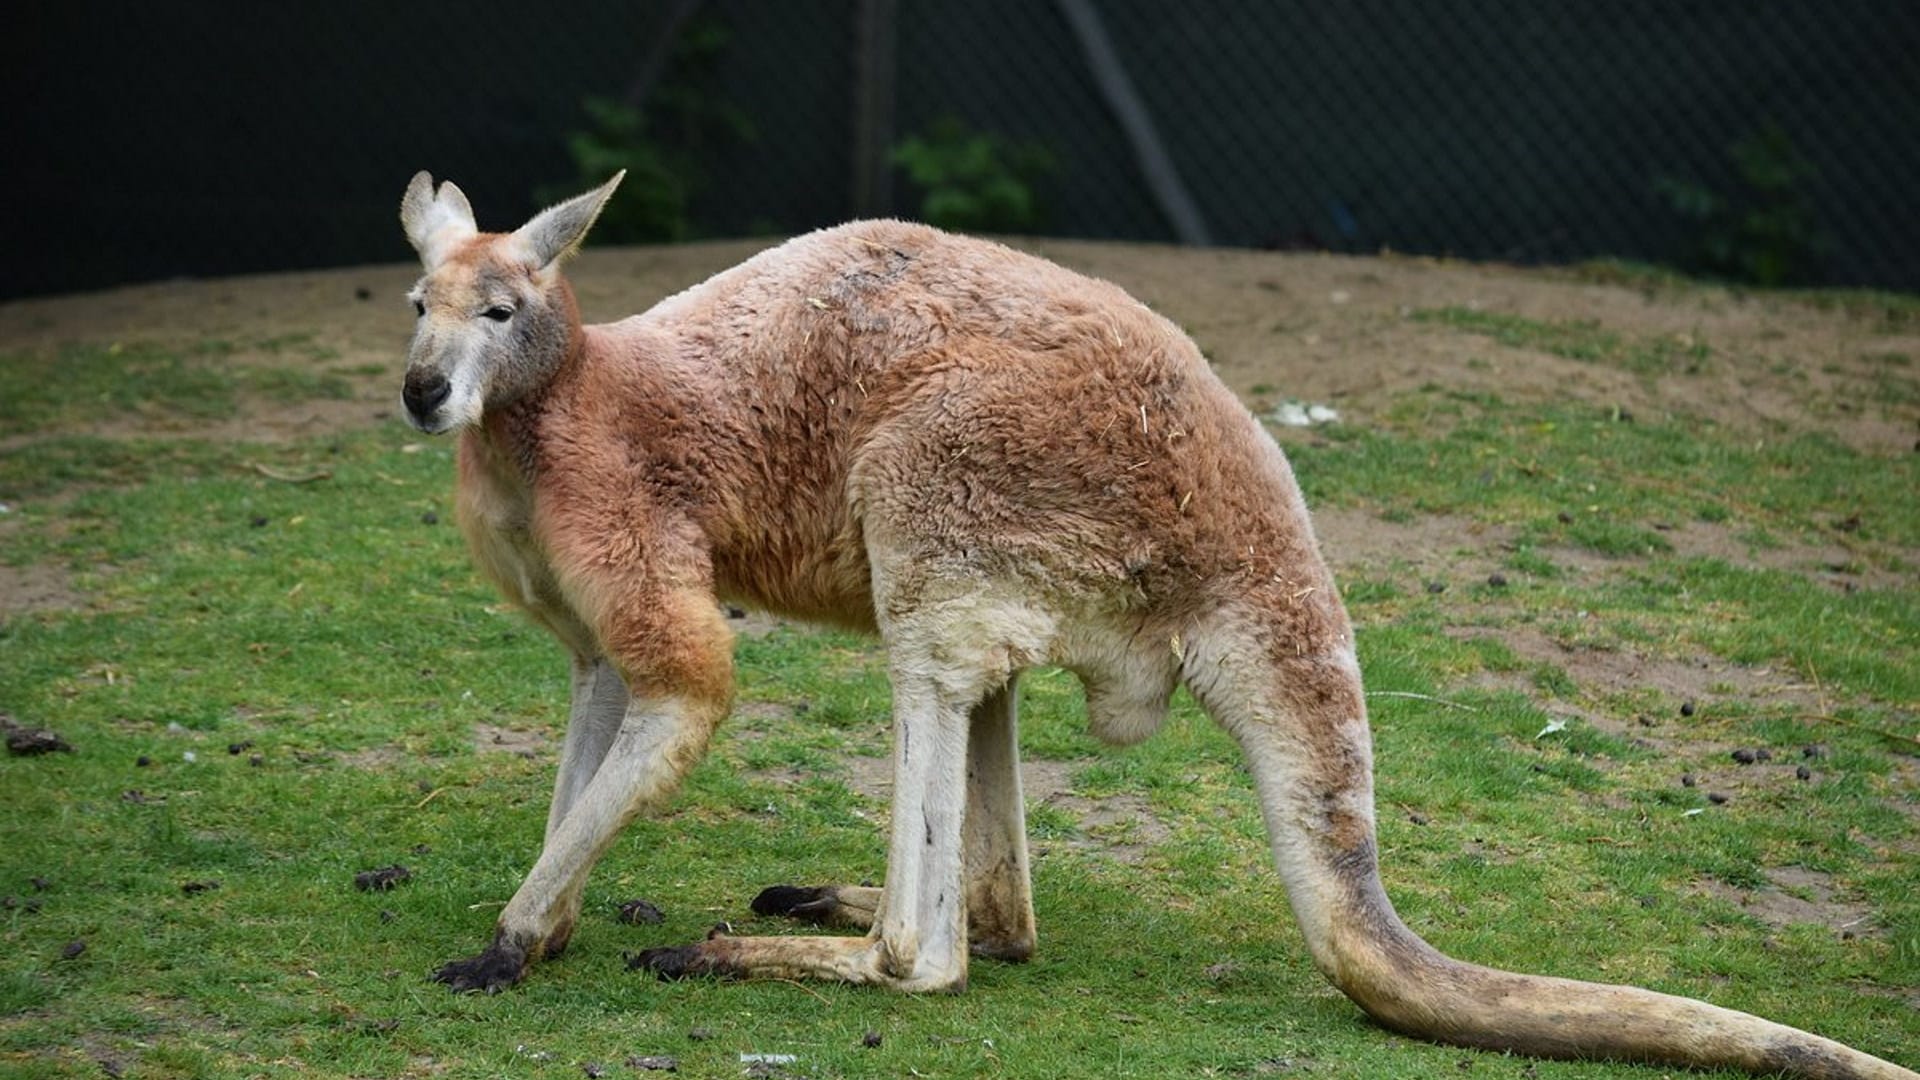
[455,439,595,657]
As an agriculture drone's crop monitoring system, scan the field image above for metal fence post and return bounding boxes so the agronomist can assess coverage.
[852,0,899,219]
[1055,0,1211,246]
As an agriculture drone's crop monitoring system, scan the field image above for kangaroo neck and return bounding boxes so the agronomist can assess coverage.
[472,328,587,485]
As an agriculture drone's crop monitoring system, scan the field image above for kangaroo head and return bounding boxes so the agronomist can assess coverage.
[397,171,624,434]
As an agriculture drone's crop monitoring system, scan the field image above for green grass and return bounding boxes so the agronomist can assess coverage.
[1292,391,1918,553]
[0,341,352,438]
[2,347,1916,1077]
[1410,307,1712,376]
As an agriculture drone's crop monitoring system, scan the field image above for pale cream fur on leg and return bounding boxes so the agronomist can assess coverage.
[544,656,628,842]
[750,678,1034,959]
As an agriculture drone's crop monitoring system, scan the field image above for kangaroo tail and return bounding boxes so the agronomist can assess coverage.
[1309,851,1910,1078]
[1188,628,1913,1080]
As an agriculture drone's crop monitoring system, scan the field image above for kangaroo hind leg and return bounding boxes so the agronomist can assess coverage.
[636,575,1054,990]
[754,674,1038,962]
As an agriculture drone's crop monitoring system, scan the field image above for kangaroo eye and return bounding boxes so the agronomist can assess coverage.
[482,306,515,322]
[412,300,426,317]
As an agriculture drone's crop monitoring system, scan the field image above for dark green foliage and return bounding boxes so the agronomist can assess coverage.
[892,117,1054,233]
[542,20,753,243]
[1655,123,1826,287]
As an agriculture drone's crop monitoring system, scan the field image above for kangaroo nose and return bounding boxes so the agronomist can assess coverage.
[403,372,452,419]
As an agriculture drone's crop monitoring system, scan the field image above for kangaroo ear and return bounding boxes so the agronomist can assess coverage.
[400,171,478,267]
[513,171,625,268]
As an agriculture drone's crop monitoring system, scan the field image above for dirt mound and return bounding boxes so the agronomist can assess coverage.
[4,240,1913,452]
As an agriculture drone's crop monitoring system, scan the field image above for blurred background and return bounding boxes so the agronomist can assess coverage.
[7,0,1916,300]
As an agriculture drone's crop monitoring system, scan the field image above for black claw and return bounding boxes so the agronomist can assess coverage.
[628,944,712,980]
[751,884,836,922]
[431,938,528,993]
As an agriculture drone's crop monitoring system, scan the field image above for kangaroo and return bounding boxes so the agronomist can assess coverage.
[396,171,1913,1079]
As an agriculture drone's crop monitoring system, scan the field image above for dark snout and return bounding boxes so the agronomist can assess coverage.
[402,370,451,426]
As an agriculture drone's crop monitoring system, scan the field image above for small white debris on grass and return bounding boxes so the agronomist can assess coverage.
[1534,717,1568,739]
[1268,401,1341,428]
[182,751,197,763]
[741,1054,798,1065]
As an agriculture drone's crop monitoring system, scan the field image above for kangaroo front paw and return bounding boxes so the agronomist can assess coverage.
[750,884,840,923]
[431,936,529,993]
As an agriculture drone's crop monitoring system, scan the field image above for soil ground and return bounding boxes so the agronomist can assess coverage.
[4,239,1914,452]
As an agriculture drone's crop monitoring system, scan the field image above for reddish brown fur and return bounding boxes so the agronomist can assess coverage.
[397,173,1912,1078]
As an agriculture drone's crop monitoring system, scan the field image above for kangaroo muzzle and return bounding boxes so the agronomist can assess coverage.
[402,370,453,428]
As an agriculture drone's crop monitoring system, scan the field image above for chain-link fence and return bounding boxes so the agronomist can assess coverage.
[9,0,1915,299]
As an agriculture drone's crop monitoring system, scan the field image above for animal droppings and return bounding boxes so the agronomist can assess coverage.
[353,865,413,892]
[617,898,666,925]
[3,718,72,756]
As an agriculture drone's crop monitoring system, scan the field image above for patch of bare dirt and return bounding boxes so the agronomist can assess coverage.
[0,560,83,617]
[338,744,406,770]
[1849,981,1920,1012]
[1315,506,1904,607]
[832,749,890,802]
[1028,768,1173,865]
[1507,625,1817,706]
[728,702,793,730]
[473,723,547,759]
[1449,623,1826,739]
[1662,520,1907,593]
[1692,865,1879,939]
[1309,507,1511,583]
